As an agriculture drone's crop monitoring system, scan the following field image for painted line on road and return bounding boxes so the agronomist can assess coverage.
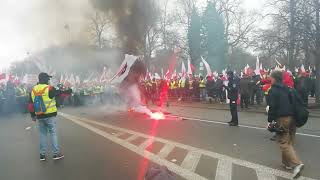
[172,115,320,139]
[158,144,175,159]
[256,171,277,180]
[60,113,207,180]
[180,151,201,172]
[139,139,153,150]
[215,159,232,180]
[126,134,139,142]
[114,131,126,137]
[60,113,317,180]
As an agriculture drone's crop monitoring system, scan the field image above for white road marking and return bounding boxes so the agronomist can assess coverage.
[174,115,320,139]
[181,151,201,172]
[256,171,277,180]
[61,113,207,180]
[125,134,139,142]
[158,144,175,159]
[215,159,232,180]
[139,138,153,149]
[114,131,126,137]
[59,113,316,180]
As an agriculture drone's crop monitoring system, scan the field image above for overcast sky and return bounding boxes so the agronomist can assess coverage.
[0,0,266,69]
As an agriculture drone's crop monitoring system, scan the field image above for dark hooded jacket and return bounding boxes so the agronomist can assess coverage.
[267,82,294,122]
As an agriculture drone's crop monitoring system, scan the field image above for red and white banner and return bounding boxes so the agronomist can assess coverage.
[201,57,212,77]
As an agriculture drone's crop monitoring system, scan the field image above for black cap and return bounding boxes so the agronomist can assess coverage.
[38,72,52,81]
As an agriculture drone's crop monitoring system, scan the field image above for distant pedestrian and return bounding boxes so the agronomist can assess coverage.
[28,72,71,161]
[239,74,250,109]
[225,71,239,126]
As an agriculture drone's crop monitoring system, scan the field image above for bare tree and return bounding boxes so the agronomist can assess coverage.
[89,11,110,48]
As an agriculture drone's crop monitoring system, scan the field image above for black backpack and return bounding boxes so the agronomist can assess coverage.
[289,89,309,128]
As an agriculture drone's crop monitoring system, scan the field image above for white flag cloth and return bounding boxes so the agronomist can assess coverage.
[181,61,186,78]
[254,56,260,75]
[301,64,306,73]
[69,74,76,87]
[201,57,212,77]
[154,73,161,80]
[161,68,164,79]
[76,76,81,84]
[187,59,192,75]
[111,54,138,84]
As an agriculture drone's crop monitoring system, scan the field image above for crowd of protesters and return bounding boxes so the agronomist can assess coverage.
[0,66,316,116]
[0,80,120,116]
[141,68,317,108]
[0,81,29,115]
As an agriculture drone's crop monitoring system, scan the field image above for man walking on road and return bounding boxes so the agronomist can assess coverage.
[267,71,304,179]
[28,72,71,161]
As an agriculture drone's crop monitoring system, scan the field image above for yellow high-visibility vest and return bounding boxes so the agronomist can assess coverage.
[179,79,185,88]
[170,81,176,89]
[199,80,206,88]
[31,84,57,114]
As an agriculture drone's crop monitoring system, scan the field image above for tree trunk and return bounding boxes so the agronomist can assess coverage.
[288,0,296,71]
[315,0,320,103]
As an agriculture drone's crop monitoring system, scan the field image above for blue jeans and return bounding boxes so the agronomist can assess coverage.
[38,117,60,155]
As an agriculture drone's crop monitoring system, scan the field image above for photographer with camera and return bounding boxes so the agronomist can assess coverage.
[267,71,304,179]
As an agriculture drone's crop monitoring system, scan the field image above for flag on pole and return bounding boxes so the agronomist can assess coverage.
[154,73,161,80]
[110,54,138,84]
[300,64,306,73]
[0,73,5,81]
[60,74,64,84]
[275,59,282,66]
[187,59,195,75]
[201,57,212,77]
[181,61,186,78]
[161,68,164,79]
[69,74,76,87]
[254,56,260,75]
[164,69,170,80]
[76,76,81,85]
[100,67,107,82]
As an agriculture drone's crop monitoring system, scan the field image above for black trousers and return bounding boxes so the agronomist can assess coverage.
[229,101,238,124]
[240,93,249,108]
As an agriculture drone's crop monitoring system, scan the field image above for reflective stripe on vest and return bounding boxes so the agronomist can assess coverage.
[31,84,57,114]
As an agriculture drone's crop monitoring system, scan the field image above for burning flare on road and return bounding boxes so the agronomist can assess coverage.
[150,112,165,120]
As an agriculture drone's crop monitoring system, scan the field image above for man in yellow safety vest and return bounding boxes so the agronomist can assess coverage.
[29,72,72,161]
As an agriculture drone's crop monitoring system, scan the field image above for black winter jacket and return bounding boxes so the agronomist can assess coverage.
[267,83,294,122]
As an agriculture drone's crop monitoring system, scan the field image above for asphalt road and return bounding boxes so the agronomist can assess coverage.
[0,105,319,180]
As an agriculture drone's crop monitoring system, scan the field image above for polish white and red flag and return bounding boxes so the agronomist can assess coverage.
[201,57,212,77]
[187,59,196,75]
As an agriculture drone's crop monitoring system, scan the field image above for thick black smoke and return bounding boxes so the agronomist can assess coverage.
[90,0,156,55]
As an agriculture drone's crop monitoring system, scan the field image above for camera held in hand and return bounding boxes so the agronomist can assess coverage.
[268,121,285,134]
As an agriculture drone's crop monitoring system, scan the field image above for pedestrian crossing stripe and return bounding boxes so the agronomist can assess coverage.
[59,112,315,180]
